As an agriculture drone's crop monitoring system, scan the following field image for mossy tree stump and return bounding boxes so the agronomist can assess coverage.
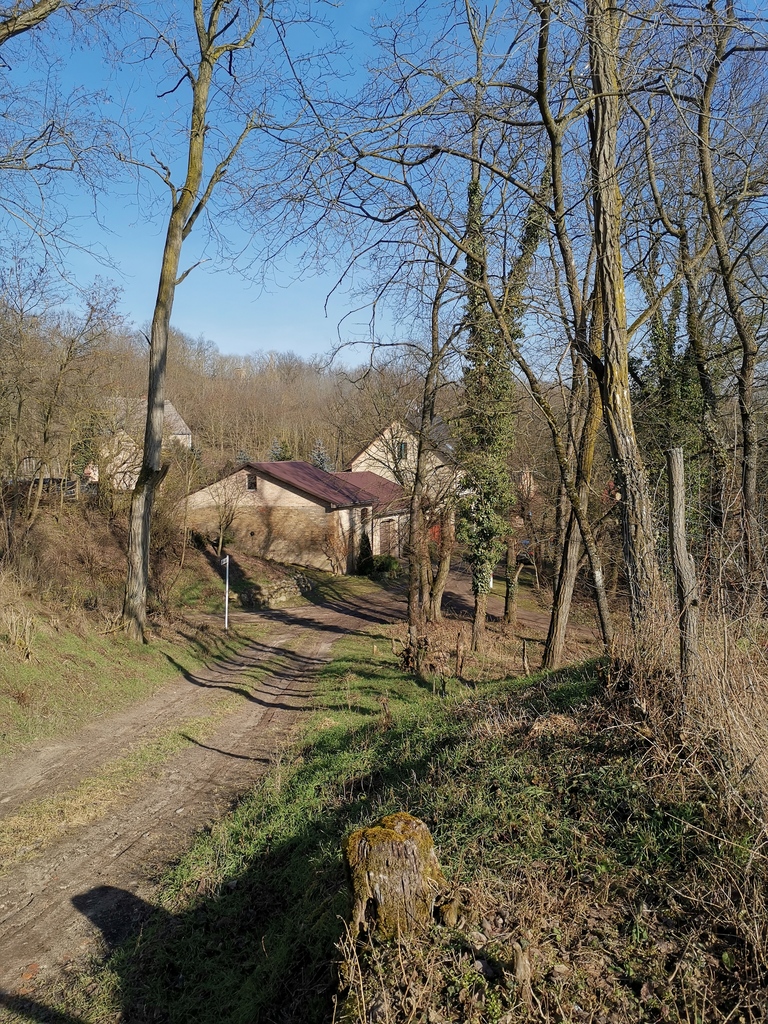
[343,812,446,940]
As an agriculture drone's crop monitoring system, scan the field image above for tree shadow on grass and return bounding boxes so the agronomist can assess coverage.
[102,732,447,1023]
[3,709,456,1024]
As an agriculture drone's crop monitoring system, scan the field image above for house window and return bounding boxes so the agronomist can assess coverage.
[397,441,408,460]
[246,473,257,491]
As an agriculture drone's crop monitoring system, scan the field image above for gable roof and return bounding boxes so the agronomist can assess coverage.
[347,416,455,471]
[245,461,376,510]
[333,471,408,515]
[406,413,454,456]
[108,398,191,439]
[160,401,192,438]
[346,421,402,469]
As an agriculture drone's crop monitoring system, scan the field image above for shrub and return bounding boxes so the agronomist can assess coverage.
[371,554,401,578]
[356,533,373,576]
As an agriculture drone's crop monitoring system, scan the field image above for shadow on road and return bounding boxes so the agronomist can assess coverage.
[0,708,453,1024]
[0,577,414,1023]
[163,640,325,712]
[0,992,86,1023]
[179,734,272,762]
[0,887,167,1024]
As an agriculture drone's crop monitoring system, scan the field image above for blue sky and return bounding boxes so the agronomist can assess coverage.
[69,212,373,359]
[8,0,386,360]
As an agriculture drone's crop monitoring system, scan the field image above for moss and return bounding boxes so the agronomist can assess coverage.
[344,812,446,941]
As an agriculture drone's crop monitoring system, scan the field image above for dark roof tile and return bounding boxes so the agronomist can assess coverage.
[333,471,408,514]
[245,462,376,509]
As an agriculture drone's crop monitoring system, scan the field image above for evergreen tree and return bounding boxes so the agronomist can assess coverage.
[456,176,515,653]
[269,438,293,461]
[630,277,706,548]
[310,437,333,471]
[357,532,374,575]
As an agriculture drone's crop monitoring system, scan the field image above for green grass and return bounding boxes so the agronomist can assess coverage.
[170,555,384,615]
[298,566,393,605]
[173,576,224,613]
[16,635,768,1024]
[0,617,265,758]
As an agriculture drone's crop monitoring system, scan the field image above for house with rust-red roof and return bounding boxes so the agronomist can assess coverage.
[184,461,403,574]
[333,470,409,557]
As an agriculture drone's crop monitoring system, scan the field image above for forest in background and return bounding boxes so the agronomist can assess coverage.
[0,0,767,793]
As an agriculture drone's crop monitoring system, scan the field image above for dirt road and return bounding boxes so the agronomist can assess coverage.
[0,587,404,1004]
[0,571,592,1012]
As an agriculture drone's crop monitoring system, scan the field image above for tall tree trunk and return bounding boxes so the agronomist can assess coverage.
[587,0,664,624]
[545,511,581,669]
[427,509,454,622]
[528,5,613,651]
[503,536,521,629]
[405,265,453,646]
[667,447,701,691]
[457,29,516,655]
[406,467,426,658]
[683,248,730,594]
[472,590,488,655]
[544,306,608,668]
[489,306,614,650]
[123,210,185,640]
[696,0,760,596]
[419,529,431,610]
[120,2,261,641]
[552,353,586,590]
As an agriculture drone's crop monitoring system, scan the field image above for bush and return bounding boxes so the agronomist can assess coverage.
[357,533,373,576]
[371,554,401,578]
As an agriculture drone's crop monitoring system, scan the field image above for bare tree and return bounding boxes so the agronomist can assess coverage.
[304,0,618,658]
[0,0,120,261]
[693,0,767,596]
[207,472,246,557]
[405,262,459,641]
[0,0,64,44]
[0,262,120,524]
[122,0,300,640]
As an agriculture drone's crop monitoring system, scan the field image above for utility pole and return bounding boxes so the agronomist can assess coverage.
[221,555,230,632]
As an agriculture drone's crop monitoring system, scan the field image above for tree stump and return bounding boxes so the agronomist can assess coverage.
[343,812,446,940]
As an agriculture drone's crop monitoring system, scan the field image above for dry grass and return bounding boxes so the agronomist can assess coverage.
[693,613,768,806]
[32,627,768,1024]
[0,699,244,876]
[390,619,541,691]
[335,697,768,1023]
[611,604,768,810]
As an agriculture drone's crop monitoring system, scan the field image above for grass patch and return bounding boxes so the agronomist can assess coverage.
[32,637,768,1023]
[0,617,266,759]
[173,575,225,614]
[0,708,227,875]
[0,625,294,877]
[299,567,394,605]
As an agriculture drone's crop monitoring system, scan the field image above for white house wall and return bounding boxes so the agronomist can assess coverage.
[184,469,370,575]
[350,423,416,485]
[350,423,457,506]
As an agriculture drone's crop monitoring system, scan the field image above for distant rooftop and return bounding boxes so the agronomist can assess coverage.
[106,398,191,439]
[246,461,377,509]
[333,471,407,514]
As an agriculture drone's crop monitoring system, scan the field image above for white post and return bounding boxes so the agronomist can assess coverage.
[221,555,230,631]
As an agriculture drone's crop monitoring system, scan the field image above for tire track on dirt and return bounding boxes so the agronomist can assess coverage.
[0,591,404,1000]
[0,629,297,820]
